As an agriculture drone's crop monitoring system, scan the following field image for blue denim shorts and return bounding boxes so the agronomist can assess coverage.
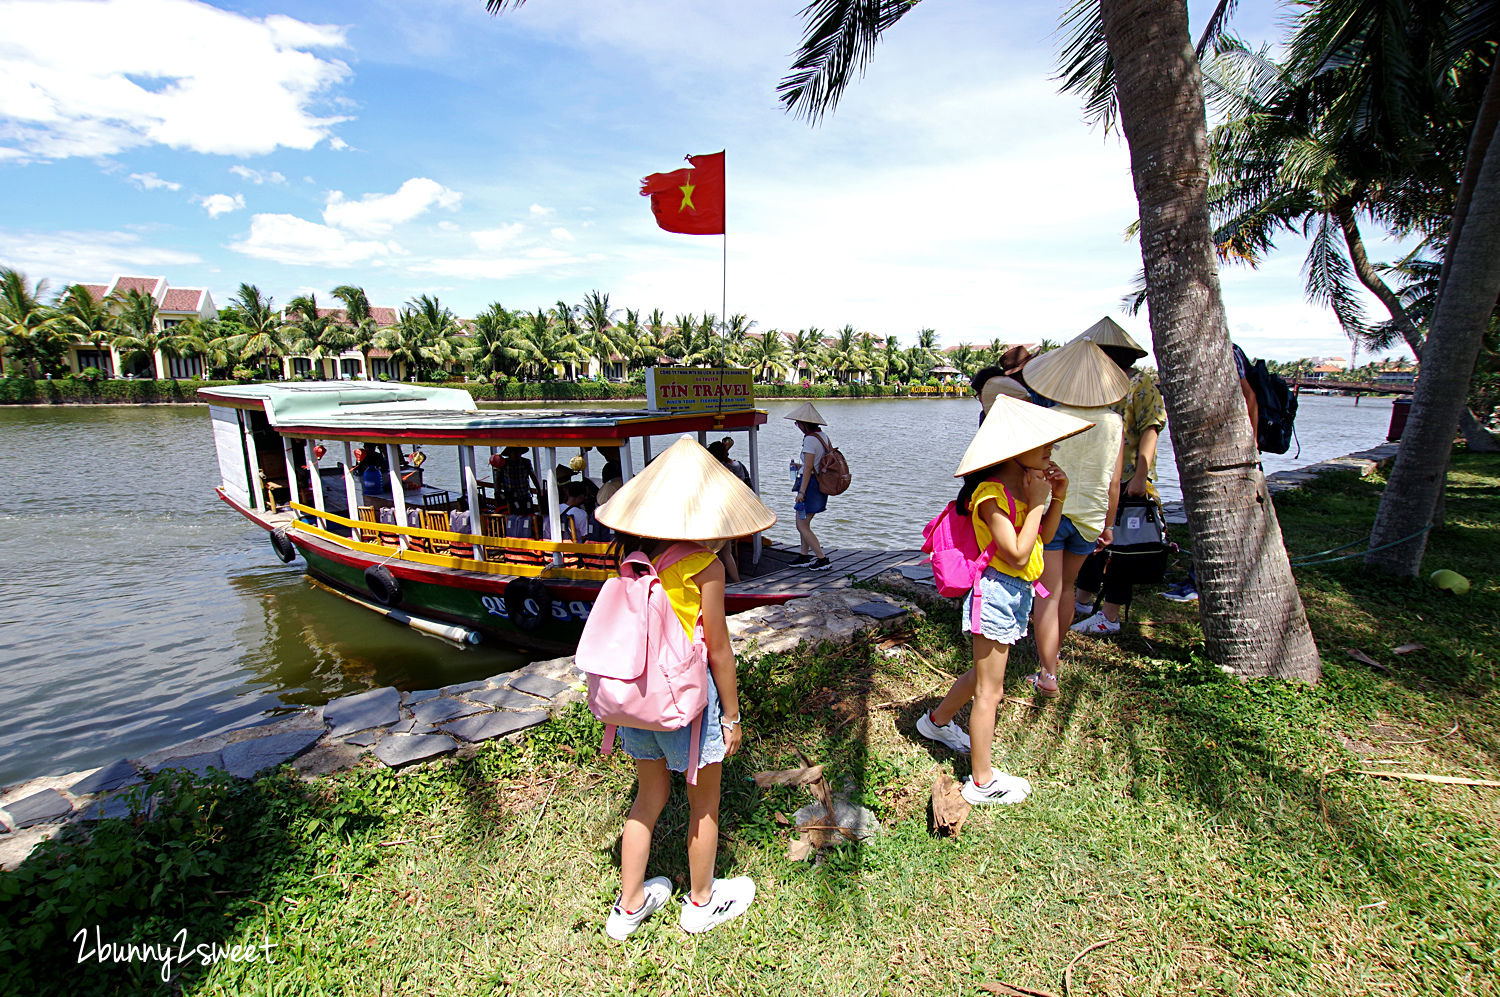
[1043,514,1096,556]
[960,567,1034,643]
[617,678,727,773]
[795,475,827,519]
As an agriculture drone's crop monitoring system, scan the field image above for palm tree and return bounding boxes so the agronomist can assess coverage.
[466,302,524,378]
[746,329,790,383]
[789,328,823,382]
[224,284,288,379]
[881,334,910,384]
[332,284,382,379]
[722,313,757,366]
[948,344,976,377]
[644,308,670,363]
[286,293,351,379]
[110,288,165,378]
[385,294,466,381]
[614,307,648,374]
[55,283,117,376]
[0,268,70,378]
[579,289,621,376]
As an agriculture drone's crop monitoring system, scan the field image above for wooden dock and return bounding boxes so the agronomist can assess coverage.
[728,545,928,599]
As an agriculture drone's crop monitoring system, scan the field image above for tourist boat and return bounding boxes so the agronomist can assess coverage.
[199,376,787,653]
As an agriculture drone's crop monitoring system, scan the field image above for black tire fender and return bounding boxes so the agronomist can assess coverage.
[504,578,552,632]
[365,565,402,607]
[269,527,297,563]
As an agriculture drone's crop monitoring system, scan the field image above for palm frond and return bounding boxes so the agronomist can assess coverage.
[1303,214,1368,341]
[1055,0,1116,130]
[778,0,920,123]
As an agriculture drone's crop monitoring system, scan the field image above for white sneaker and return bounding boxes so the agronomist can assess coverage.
[605,876,672,940]
[960,772,1032,805]
[678,876,756,934]
[1071,610,1121,636]
[1074,599,1095,619]
[916,711,971,753]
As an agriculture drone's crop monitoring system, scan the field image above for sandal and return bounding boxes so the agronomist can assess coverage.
[1026,671,1060,699]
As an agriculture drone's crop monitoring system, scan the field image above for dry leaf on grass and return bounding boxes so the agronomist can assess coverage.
[773,811,792,826]
[930,773,970,837]
[1393,641,1427,655]
[1345,647,1394,674]
[785,835,814,862]
[753,764,825,788]
[980,981,1057,997]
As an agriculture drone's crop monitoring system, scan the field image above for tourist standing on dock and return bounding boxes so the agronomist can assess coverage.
[588,436,775,938]
[916,396,1088,803]
[1072,321,1167,635]
[1022,338,1130,697]
[786,402,834,571]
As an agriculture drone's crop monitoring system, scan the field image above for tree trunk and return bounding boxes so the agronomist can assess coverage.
[1368,122,1500,574]
[1459,407,1500,452]
[1334,204,1425,356]
[1100,0,1321,681]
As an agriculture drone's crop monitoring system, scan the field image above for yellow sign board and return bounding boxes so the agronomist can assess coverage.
[645,367,756,413]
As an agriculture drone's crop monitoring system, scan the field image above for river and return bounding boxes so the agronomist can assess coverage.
[0,392,1394,786]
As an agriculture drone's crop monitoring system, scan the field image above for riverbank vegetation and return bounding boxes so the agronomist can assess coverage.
[4,453,1495,995]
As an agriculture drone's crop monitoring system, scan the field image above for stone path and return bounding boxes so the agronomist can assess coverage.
[0,589,920,870]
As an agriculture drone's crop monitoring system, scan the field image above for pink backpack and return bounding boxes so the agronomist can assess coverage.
[921,485,1018,634]
[575,542,712,783]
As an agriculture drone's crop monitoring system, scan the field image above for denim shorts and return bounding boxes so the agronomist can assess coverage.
[960,567,1034,643]
[795,475,828,519]
[1043,514,1096,556]
[617,678,727,773]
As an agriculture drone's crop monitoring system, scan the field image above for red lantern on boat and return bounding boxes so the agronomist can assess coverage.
[353,447,366,464]
[312,444,327,460]
[489,453,506,470]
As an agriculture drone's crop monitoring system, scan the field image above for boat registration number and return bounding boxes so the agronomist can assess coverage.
[479,595,592,622]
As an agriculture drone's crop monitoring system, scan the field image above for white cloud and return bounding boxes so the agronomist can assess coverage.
[322,178,463,236]
[127,171,180,191]
[529,204,553,217]
[230,213,399,267]
[0,228,200,279]
[196,192,246,217]
[471,224,523,251]
[328,136,349,151]
[0,0,350,160]
[229,165,286,185]
[550,227,574,241]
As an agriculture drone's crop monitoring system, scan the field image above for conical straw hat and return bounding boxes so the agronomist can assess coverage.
[1022,338,1131,408]
[1071,316,1146,362]
[954,395,1095,477]
[595,435,776,540]
[979,375,1028,413]
[783,401,827,425]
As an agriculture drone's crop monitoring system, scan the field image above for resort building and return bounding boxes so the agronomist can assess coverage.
[64,275,218,379]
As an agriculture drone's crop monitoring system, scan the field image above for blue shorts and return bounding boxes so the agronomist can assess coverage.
[1044,514,1096,556]
[795,474,827,519]
[960,567,1034,643]
[617,678,727,773]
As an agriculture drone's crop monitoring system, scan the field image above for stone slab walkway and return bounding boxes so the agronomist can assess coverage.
[0,589,921,870]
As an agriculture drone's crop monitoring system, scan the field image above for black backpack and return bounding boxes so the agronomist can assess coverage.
[1233,345,1299,455]
[1106,497,1171,586]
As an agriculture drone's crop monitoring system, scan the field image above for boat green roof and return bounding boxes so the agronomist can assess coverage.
[198,382,765,443]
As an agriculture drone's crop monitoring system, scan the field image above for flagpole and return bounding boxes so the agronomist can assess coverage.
[721,150,727,347]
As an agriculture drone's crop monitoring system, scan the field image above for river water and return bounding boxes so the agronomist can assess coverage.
[0,393,1394,786]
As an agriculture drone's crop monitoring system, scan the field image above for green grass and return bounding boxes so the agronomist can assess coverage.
[4,456,1498,996]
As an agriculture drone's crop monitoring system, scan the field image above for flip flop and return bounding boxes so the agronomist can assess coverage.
[1026,672,1060,699]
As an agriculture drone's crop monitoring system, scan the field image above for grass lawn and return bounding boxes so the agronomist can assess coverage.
[4,455,1497,996]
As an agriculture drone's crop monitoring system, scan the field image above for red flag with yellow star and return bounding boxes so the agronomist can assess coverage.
[640,152,724,235]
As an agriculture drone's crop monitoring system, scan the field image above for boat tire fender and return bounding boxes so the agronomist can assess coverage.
[505,578,551,632]
[365,565,402,607]
[270,527,297,563]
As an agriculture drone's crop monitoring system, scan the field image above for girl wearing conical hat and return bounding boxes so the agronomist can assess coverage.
[784,402,834,571]
[1020,338,1129,698]
[916,396,1090,805]
[592,435,774,939]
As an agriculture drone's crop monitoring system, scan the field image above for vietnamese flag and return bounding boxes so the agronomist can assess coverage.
[640,152,724,235]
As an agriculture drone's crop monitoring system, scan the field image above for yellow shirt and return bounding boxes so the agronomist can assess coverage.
[1050,404,1123,542]
[970,480,1044,582]
[656,546,718,637]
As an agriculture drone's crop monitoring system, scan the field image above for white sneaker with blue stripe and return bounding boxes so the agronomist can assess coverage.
[679,876,756,934]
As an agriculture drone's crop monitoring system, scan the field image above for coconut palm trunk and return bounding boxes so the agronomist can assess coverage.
[1101,0,1320,680]
[1366,119,1500,574]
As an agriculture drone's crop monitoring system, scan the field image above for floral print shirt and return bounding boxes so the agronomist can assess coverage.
[1119,369,1167,497]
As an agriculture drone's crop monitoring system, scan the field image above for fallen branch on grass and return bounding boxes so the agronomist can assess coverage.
[1382,721,1461,746]
[1356,770,1500,788]
[981,982,1057,997]
[1064,938,1116,997]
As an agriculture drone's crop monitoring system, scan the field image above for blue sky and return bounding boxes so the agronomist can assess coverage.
[0,0,1415,363]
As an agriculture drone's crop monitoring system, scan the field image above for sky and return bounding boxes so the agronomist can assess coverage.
[0,0,1418,364]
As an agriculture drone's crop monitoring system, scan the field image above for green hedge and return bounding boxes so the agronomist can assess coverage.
[447,380,909,402]
[0,377,238,405]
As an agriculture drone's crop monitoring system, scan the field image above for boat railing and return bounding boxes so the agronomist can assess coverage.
[286,501,618,581]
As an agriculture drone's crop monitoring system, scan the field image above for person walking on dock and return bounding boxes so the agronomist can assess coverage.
[785,402,834,571]
[916,396,1088,804]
